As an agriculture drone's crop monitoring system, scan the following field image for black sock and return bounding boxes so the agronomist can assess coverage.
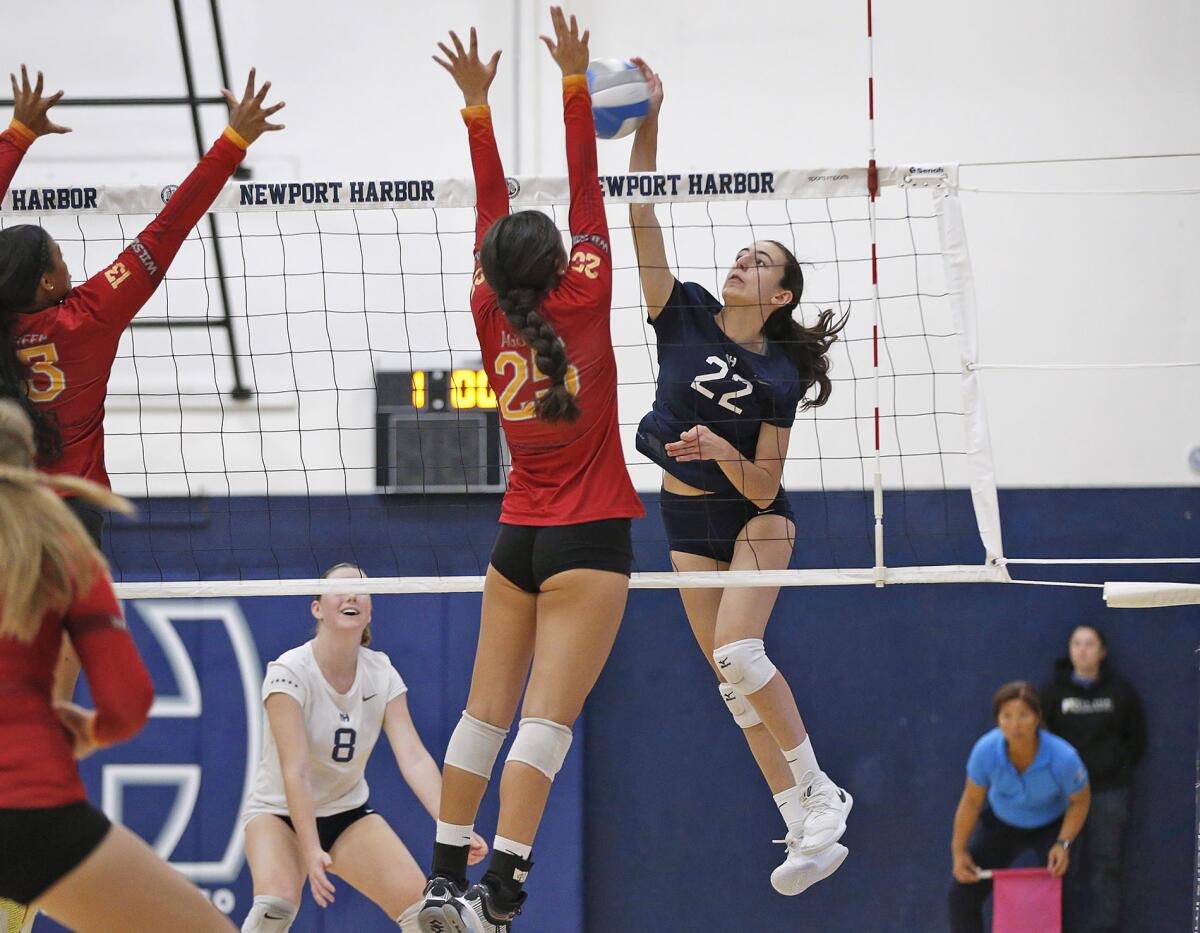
[431,842,470,890]
[482,850,532,913]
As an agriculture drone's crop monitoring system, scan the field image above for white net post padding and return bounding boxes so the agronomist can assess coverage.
[932,174,1008,574]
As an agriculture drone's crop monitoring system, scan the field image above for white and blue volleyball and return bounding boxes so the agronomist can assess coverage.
[586,59,650,140]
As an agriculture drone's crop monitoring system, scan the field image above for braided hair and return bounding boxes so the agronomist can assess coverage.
[480,211,579,423]
[0,224,62,460]
[761,240,848,410]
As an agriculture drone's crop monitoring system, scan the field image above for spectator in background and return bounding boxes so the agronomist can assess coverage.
[949,681,1091,933]
[1042,625,1145,933]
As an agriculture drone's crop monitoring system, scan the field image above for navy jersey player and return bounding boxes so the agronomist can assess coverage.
[628,58,852,896]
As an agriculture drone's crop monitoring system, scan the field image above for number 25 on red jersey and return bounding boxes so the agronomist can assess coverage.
[18,343,66,403]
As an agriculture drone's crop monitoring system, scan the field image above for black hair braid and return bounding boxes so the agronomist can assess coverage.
[480,211,580,424]
[497,286,579,423]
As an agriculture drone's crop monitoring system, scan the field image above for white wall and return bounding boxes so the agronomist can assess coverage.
[2,0,1197,488]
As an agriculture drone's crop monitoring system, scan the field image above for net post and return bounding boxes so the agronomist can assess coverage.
[867,0,885,588]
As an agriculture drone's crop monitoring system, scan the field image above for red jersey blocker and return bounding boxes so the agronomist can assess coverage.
[463,75,642,526]
[0,124,248,488]
[0,568,152,810]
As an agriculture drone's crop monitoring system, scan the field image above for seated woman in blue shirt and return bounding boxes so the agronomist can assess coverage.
[949,681,1091,933]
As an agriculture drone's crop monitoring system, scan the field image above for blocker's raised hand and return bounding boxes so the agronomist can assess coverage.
[222,68,286,145]
[434,27,501,108]
[540,6,590,77]
[10,65,70,136]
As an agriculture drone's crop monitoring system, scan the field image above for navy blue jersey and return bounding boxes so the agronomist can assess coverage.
[636,279,808,493]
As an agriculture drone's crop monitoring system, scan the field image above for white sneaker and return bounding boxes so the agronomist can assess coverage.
[418,877,478,933]
[798,771,853,854]
[770,834,849,895]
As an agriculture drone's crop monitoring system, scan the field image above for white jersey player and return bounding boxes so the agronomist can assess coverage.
[240,564,487,932]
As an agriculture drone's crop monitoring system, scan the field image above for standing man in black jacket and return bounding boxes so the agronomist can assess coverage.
[1042,624,1146,933]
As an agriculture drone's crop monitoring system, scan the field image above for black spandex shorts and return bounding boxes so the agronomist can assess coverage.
[275,802,376,852]
[660,488,795,564]
[66,497,105,549]
[490,518,633,593]
[0,801,112,904]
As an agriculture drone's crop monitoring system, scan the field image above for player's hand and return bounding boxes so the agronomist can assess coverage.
[222,68,285,146]
[9,65,70,136]
[629,57,662,121]
[539,6,589,77]
[467,831,489,865]
[666,425,735,462]
[1047,843,1070,878]
[434,28,501,108]
[951,849,982,884]
[306,847,336,907]
[53,701,98,759]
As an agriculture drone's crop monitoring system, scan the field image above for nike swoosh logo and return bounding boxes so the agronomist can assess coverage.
[265,914,286,921]
[837,790,846,803]
[363,693,377,701]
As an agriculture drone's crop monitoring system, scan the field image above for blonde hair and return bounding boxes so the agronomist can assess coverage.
[0,400,135,642]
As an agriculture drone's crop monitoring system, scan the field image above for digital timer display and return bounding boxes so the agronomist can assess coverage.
[408,369,497,411]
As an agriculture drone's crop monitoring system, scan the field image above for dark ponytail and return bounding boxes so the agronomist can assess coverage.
[762,240,848,410]
[480,211,579,424]
[0,225,61,461]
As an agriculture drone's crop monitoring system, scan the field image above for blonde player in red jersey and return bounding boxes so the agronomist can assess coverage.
[0,399,233,932]
[418,9,643,933]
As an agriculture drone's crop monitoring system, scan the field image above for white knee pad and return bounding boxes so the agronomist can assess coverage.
[241,895,297,932]
[719,681,763,729]
[444,711,509,779]
[506,717,573,780]
[713,638,777,695]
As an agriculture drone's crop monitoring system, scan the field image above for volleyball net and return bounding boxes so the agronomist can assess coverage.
[4,162,1195,601]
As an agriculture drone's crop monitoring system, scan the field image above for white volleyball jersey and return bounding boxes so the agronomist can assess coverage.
[242,641,407,821]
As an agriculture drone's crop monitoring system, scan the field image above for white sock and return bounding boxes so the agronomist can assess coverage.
[493,834,533,860]
[782,736,821,788]
[773,785,806,836]
[396,901,421,931]
[435,820,474,847]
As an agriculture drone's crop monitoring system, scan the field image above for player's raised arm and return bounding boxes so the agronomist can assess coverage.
[541,6,608,254]
[71,69,284,333]
[627,57,672,318]
[0,65,69,200]
[435,28,508,253]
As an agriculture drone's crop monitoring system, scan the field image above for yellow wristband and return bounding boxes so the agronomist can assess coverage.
[8,119,36,142]
[562,74,589,92]
[461,104,491,120]
[222,125,249,150]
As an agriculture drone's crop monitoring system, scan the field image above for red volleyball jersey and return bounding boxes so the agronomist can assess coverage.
[463,77,642,526]
[3,128,246,488]
[0,563,153,808]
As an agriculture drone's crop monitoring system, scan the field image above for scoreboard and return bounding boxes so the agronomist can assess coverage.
[375,368,507,493]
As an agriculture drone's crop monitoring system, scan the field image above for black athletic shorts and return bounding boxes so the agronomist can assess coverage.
[275,802,376,852]
[65,497,105,549]
[660,488,795,564]
[0,801,112,904]
[490,518,633,593]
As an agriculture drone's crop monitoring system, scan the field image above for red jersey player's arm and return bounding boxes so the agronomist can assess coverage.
[563,76,608,254]
[462,104,510,254]
[68,128,248,338]
[63,570,154,747]
[0,120,36,201]
[560,75,611,309]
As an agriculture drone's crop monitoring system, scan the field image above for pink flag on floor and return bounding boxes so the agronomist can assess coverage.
[991,867,1061,933]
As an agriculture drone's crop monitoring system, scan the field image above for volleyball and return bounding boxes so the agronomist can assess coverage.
[586,59,650,139]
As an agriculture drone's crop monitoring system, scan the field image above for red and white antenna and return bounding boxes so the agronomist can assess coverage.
[867,0,885,586]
